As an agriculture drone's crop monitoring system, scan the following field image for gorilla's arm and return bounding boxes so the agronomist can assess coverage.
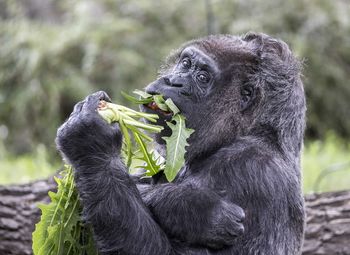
[139,181,245,249]
[56,92,172,255]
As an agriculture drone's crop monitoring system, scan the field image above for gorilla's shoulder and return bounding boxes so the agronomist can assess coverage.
[197,139,297,190]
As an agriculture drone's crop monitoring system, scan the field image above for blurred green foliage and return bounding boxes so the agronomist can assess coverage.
[1,0,350,154]
[0,141,59,184]
[0,0,349,191]
[302,133,350,193]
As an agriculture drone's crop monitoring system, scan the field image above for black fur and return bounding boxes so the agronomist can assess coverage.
[56,32,306,255]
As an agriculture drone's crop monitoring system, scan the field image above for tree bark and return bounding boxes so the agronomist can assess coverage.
[0,179,349,255]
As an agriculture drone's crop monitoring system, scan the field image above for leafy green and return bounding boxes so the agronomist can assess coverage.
[162,114,194,181]
[123,90,194,181]
[132,89,153,99]
[133,132,163,176]
[164,98,180,115]
[153,95,169,112]
[121,91,153,104]
[98,100,163,168]
[32,166,98,255]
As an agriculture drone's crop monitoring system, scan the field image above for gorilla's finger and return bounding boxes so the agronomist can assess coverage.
[99,91,112,102]
[83,91,111,113]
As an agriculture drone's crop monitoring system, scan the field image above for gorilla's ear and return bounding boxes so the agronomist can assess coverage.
[242,32,292,62]
[240,85,256,112]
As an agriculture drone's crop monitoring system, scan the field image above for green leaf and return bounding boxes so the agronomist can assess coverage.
[121,91,153,104]
[133,132,162,176]
[32,166,98,255]
[132,89,153,99]
[153,95,168,111]
[165,98,180,115]
[119,122,133,167]
[162,114,194,182]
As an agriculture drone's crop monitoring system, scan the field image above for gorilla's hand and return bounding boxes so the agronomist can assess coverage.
[56,91,122,166]
[203,201,245,249]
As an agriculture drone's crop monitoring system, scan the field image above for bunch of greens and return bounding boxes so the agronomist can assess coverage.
[97,98,164,176]
[32,166,98,255]
[32,91,194,254]
[116,90,194,181]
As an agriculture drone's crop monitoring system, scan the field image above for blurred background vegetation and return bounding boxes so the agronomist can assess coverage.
[0,0,349,193]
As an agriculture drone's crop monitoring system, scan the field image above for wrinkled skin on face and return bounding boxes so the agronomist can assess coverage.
[56,33,306,255]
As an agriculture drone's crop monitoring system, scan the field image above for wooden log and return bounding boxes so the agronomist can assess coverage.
[0,179,55,255]
[303,191,350,255]
[0,179,349,255]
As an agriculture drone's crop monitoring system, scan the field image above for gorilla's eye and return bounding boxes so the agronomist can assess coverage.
[181,58,191,69]
[197,72,210,83]
[242,88,251,96]
[241,87,253,102]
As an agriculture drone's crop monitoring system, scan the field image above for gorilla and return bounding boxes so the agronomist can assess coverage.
[56,32,306,255]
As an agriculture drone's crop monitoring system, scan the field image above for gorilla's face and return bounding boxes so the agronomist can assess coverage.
[142,38,257,161]
[148,46,219,101]
[143,46,221,130]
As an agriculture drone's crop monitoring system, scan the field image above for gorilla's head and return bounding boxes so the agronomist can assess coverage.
[143,33,306,163]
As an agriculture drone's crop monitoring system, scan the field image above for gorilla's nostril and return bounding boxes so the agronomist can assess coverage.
[164,77,171,86]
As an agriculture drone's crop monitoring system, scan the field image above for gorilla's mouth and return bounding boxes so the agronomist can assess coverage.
[144,102,173,117]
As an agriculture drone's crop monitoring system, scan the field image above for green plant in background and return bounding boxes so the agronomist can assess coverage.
[302,133,350,193]
[1,0,350,155]
[0,143,59,185]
